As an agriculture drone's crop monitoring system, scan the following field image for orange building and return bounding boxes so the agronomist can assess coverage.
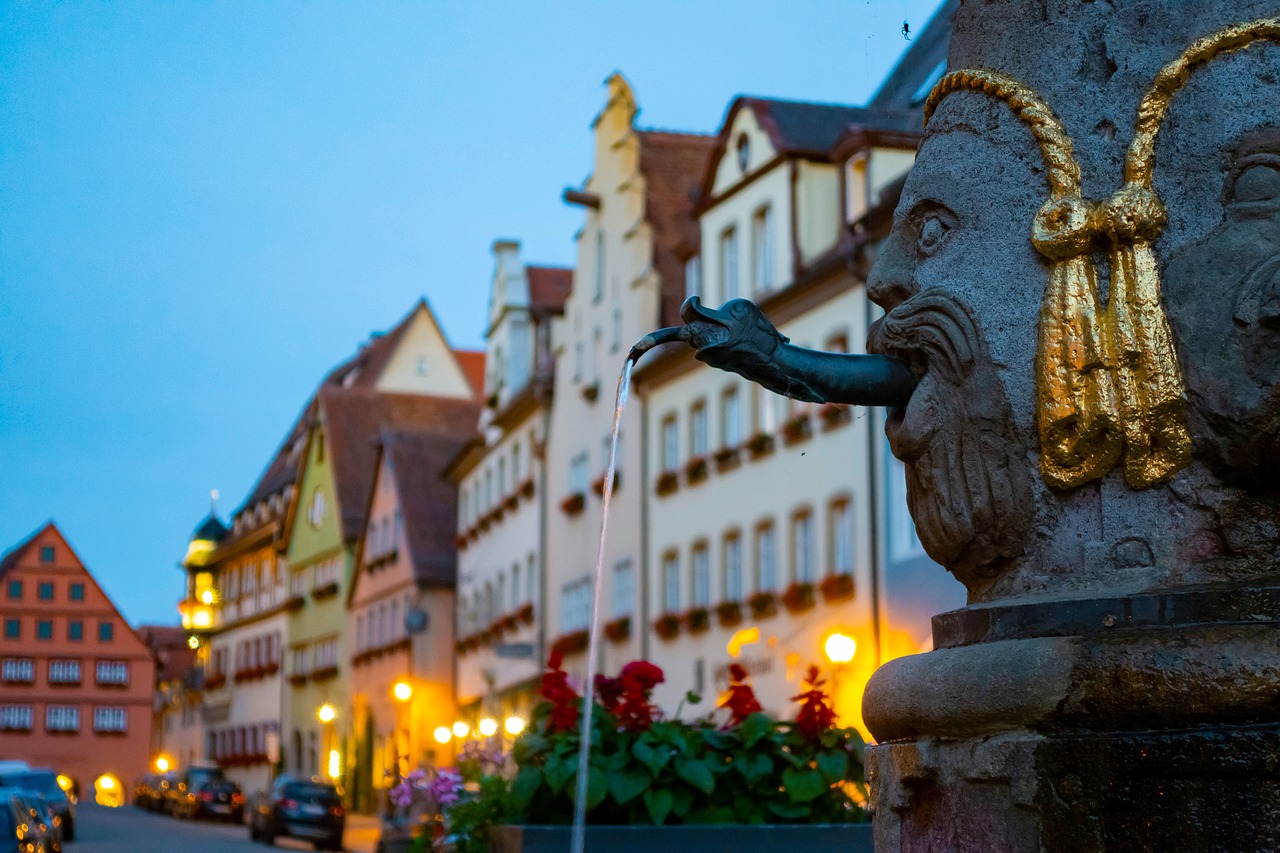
[0,523,155,788]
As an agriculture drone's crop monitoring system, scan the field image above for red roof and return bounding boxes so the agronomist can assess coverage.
[455,349,486,397]
[380,429,472,588]
[528,266,573,315]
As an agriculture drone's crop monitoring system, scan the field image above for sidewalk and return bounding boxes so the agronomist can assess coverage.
[344,812,381,853]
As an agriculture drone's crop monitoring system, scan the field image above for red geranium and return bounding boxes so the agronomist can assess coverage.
[594,660,665,732]
[593,673,624,713]
[791,665,837,739]
[720,663,763,726]
[539,649,580,733]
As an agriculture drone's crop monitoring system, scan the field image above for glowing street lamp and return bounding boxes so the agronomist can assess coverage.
[452,721,470,739]
[433,726,452,744]
[154,756,171,773]
[504,716,526,736]
[478,717,498,737]
[317,703,337,724]
[824,632,857,665]
[392,680,413,703]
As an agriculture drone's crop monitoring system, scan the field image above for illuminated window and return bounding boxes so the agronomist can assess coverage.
[93,706,127,733]
[1,659,33,683]
[0,705,32,731]
[97,661,128,686]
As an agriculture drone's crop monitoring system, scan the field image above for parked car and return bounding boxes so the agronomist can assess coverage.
[249,775,345,850]
[175,777,244,822]
[0,785,52,853]
[164,764,224,817]
[14,793,60,853]
[133,773,163,811]
[0,771,73,843]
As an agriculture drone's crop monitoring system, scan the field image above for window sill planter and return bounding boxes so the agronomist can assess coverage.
[310,665,339,682]
[782,581,817,614]
[519,478,536,500]
[581,382,600,403]
[592,470,621,497]
[819,403,853,431]
[489,824,872,853]
[499,613,520,633]
[504,493,520,511]
[560,493,586,516]
[652,613,682,641]
[747,432,775,459]
[288,673,308,687]
[312,582,339,601]
[551,629,589,656]
[517,603,535,625]
[655,471,680,497]
[479,517,492,532]
[782,415,813,446]
[685,606,711,634]
[820,573,855,603]
[684,456,710,484]
[603,615,631,643]
[283,595,306,612]
[713,446,742,472]
[748,591,779,619]
[716,600,743,628]
[204,674,227,690]
[455,533,469,550]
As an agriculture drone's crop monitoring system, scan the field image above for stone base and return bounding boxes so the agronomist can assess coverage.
[868,724,1280,853]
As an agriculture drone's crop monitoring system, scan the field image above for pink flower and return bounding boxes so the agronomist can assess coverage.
[388,781,413,808]
[428,769,463,807]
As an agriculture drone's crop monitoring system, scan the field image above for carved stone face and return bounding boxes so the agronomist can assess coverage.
[1165,127,1280,487]
[866,128,1039,588]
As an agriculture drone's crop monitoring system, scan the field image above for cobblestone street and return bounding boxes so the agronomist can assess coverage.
[68,802,380,853]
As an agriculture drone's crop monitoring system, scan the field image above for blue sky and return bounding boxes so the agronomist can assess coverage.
[0,1,941,627]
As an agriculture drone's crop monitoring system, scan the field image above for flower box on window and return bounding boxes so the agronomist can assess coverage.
[581,382,600,403]
[455,533,469,550]
[478,629,493,645]
[492,505,506,523]
[819,403,853,431]
[504,493,519,511]
[714,446,741,472]
[519,478,536,499]
[454,638,469,655]
[747,432,775,459]
[748,590,779,619]
[479,516,492,532]
[685,606,711,634]
[820,573,855,603]
[603,615,631,643]
[311,665,339,682]
[560,493,586,516]
[204,673,227,690]
[490,620,508,642]
[782,414,813,446]
[552,629,589,656]
[782,581,817,614]
[283,595,306,612]
[591,470,621,497]
[288,673,308,687]
[655,471,680,496]
[684,456,710,484]
[716,600,744,628]
[312,582,339,600]
[517,603,535,625]
[652,613,682,641]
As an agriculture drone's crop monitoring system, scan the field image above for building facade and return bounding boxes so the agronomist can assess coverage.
[0,523,155,788]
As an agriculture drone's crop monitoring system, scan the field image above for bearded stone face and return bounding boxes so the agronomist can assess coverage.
[866,128,1042,589]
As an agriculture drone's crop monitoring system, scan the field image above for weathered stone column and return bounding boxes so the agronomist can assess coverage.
[861,2,1280,850]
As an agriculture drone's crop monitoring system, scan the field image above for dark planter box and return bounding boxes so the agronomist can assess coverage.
[488,824,872,853]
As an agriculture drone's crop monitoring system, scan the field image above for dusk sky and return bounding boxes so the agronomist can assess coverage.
[0,1,940,627]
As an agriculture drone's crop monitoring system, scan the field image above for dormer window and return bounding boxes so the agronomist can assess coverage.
[736,133,750,173]
[415,356,430,376]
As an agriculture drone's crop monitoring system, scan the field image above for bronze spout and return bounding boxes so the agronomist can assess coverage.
[628,325,689,362]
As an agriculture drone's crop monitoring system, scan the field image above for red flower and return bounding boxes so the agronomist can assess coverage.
[539,649,580,733]
[619,661,664,692]
[594,674,624,714]
[719,663,763,727]
[791,665,837,739]
[611,660,665,732]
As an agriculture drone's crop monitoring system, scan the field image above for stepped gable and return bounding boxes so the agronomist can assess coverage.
[637,130,716,327]
[320,386,481,542]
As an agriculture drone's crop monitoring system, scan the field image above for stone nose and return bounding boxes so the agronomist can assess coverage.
[866,237,917,311]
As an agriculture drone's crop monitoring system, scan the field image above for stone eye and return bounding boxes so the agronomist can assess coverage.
[1232,163,1280,204]
[916,212,950,257]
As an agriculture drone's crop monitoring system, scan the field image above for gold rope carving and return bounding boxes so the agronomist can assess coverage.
[922,20,1280,490]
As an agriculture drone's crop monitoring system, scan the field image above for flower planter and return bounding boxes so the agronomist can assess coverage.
[713,446,741,472]
[489,823,873,853]
[655,471,680,496]
[505,493,520,511]
[288,673,308,686]
[747,432,775,459]
[652,613,682,640]
[581,382,600,402]
[283,595,306,612]
[552,629,589,656]
[604,615,631,643]
[819,403,852,431]
[312,582,339,600]
[715,600,743,628]
[748,591,779,619]
[820,573,855,603]
[517,603,535,624]
[592,470,621,496]
[684,456,710,485]
[782,414,813,446]
[520,478,536,499]
[685,606,711,634]
[560,493,585,516]
[782,581,817,614]
[310,665,339,682]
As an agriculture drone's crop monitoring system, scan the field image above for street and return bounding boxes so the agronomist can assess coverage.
[67,802,380,853]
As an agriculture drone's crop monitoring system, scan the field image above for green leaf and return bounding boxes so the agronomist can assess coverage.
[543,754,574,794]
[608,763,650,806]
[632,739,671,776]
[816,750,849,783]
[733,752,773,782]
[675,757,715,795]
[670,785,694,817]
[508,766,543,812]
[767,800,811,819]
[643,788,674,825]
[699,729,731,751]
[586,768,608,810]
[782,767,826,803]
[737,712,773,748]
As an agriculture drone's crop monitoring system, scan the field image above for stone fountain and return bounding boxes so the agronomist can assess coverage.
[659,2,1280,849]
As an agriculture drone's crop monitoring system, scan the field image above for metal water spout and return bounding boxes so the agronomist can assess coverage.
[631,296,917,408]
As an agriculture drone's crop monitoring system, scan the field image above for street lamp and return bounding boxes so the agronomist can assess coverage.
[392,680,413,778]
[317,703,337,724]
[392,680,413,703]
[478,717,499,737]
[451,721,470,739]
[316,703,338,782]
[504,716,526,736]
[154,756,171,773]
[433,726,452,744]
[824,632,856,665]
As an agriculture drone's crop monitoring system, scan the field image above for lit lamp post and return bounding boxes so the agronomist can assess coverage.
[823,632,857,723]
[392,680,412,779]
[317,703,339,781]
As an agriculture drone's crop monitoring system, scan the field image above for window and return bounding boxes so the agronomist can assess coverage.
[830,499,854,575]
[612,309,622,354]
[98,621,114,642]
[824,332,850,354]
[792,510,815,583]
[662,553,680,614]
[736,133,751,172]
[69,582,84,601]
[511,444,522,485]
[39,545,54,563]
[37,620,53,641]
[690,401,708,457]
[560,577,592,633]
[484,469,493,509]
[293,646,311,676]
[68,620,83,641]
[0,706,32,731]
[721,387,741,448]
[3,620,18,639]
[527,554,537,605]
[307,488,327,528]
[612,560,633,619]
[415,356,430,376]
[355,615,365,652]
[569,453,589,495]
[315,558,341,588]
[6,580,21,600]
[752,205,774,293]
[574,340,584,382]
[724,533,743,601]
[594,229,606,303]
[720,227,739,301]
[93,707,127,733]
[661,415,679,472]
[845,152,869,222]
[36,582,53,601]
[685,255,702,301]
[314,638,339,670]
[1,659,33,683]
[96,661,128,686]
[49,660,81,684]
[756,524,778,591]
[691,543,711,607]
[498,458,507,498]
[756,387,781,433]
[46,705,79,732]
